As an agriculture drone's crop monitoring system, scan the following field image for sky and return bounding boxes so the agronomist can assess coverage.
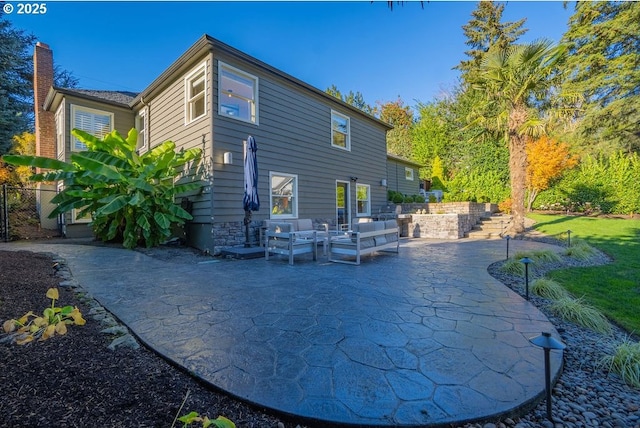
[7,1,574,109]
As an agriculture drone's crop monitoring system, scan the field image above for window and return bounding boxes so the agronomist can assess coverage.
[136,109,147,152]
[331,111,350,150]
[405,167,414,181]
[185,62,207,123]
[270,172,297,219]
[70,105,113,151]
[356,184,370,216]
[219,62,258,124]
[55,105,64,157]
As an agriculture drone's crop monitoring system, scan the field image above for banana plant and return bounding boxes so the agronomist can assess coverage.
[2,129,203,248]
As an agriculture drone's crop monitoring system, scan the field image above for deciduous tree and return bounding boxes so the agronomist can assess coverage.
[379,98,414,158]
[525,136,577,211]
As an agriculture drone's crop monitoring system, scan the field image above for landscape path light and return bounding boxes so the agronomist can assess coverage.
[520,257,532,300]
[567,229,572,247]
[504,235,511,260]
[530,332,566,422]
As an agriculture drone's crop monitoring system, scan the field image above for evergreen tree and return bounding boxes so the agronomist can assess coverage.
[0,9,78,155]
[325,85,376,116]
[0,9,35,154]
[561,1,640,154]
[456,1,527,85]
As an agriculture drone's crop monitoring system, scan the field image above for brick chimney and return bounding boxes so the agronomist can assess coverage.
[33,42,55,159]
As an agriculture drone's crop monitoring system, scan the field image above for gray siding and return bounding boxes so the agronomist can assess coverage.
[211,53,389,227]
[141,53,214,226]
[387,159,421,197]
[60,96,134,163]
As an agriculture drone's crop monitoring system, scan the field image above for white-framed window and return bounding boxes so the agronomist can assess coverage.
[270,172,298,219]
[135,108,148,152]
[55,104,64,157]
[218,62,258,124]
[356,183,370,217]
[58,182,91,224]
[405,167,414,181]
[331,110,350,150]
[185,61,207,124]
[70,105,113,151]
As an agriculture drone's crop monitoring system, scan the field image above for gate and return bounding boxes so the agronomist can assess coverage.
[0,184,61,242]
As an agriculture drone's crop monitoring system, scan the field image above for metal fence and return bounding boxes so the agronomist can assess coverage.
[0,184,61,242]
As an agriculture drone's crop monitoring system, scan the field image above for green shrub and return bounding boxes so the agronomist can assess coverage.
[530,249,562,264]
[531,278,570,300]
[500,258,525,276]
[599,339,640,388]
[549,297,612,334]
[3,129,203,249]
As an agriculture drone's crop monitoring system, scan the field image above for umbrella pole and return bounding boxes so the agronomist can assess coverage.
[244,210,252,247]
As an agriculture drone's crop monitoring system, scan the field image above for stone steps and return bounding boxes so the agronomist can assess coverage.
[465,214,512,239]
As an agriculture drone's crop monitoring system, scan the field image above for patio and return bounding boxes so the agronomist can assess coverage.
[3,238,563,426]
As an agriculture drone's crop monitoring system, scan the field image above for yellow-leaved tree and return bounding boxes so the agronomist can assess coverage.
[0,132,35,185]
[525,136,578,211]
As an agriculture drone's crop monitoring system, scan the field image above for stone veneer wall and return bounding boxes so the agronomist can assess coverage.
[399,202,498,239]
[210,217,335,254]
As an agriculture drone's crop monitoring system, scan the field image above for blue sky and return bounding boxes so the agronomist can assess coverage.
[8,1,573,108]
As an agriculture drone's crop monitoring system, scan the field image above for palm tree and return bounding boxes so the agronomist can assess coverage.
[473,40,567,235]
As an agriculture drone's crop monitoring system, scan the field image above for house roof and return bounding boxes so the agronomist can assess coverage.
[387,153,425,168]
[130,34,393,131]
[43,87,138,110]
[43,35,391,131]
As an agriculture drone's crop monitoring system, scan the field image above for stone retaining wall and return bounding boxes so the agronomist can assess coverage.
[399,202,498,239]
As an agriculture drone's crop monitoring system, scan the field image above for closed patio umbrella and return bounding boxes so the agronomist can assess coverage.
[243,136,259,247]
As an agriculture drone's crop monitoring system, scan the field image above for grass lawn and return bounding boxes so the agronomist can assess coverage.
[528,213,640,335]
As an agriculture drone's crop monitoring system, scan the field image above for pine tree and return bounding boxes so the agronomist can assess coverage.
[561,1,640,154]
[456,1,527,85]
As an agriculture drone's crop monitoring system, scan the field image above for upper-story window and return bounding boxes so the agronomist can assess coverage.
[185,62,207,124]
[219,62,258,124]
[136,108,147,152]
[405,167,414,181]
[70,105,113,151]
[331,110,350,151]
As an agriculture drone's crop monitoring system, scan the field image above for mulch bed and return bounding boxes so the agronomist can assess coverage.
[0,250,300,428]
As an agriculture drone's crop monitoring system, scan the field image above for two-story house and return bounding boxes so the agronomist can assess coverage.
[34,35,403,253]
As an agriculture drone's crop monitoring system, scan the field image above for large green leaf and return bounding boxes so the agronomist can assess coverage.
[153,212,170,229]
[70,152,125,181]
[96,195,129,216]
[2,155,75,172]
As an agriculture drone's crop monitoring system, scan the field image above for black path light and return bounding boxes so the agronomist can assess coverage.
[530,332,566,422]
[520,257,532,300]
[504,235,511,260]
[567,229,572,247]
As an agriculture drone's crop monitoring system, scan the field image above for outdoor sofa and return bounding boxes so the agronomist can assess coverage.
[328,220,399,265]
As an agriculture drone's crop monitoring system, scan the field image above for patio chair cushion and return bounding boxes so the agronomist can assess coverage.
[385,220,399,242]
[268,222,293,235]
[297,219,313,231]
[374,221,387,246]
[353,222,376,249]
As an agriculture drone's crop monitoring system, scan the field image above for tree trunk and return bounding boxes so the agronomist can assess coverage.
[506,105,528,236]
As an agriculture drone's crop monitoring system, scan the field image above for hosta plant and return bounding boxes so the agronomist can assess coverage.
[2,128,203,248]
[2,288,86,345]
